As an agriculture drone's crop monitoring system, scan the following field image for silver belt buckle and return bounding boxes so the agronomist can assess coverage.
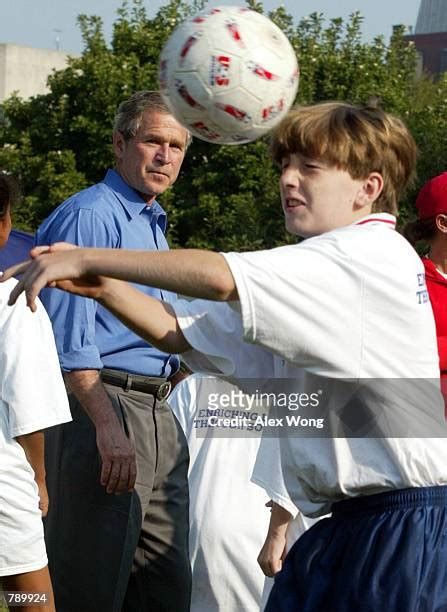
[157,381,171,401]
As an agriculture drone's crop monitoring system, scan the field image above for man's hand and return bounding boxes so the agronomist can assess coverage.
[96,420,137,494]
[1,242,108,311]
[65,370,137,495]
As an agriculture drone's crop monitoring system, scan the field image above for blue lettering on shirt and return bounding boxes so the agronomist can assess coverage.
[416,289,429,304]
[417,272,425,287]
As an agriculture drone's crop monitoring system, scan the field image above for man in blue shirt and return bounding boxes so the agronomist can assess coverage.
[36,91,192,612]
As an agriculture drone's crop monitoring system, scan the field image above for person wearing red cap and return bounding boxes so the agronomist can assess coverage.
[405,172,447,413]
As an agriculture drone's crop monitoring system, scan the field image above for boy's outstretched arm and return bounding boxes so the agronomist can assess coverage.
[2,243,238,311]
[1,243,238,354]
[96,277,192,354]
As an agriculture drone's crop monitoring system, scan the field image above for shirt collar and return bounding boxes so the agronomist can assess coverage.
[352,213,396,229]
[103,169,167,232]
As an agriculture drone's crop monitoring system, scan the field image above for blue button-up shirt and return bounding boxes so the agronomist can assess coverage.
[35,169,179,376]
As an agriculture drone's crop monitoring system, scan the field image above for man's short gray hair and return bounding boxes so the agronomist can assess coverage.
[113,90,192,147]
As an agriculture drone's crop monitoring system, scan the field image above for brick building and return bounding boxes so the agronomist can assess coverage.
[404,0,447,78]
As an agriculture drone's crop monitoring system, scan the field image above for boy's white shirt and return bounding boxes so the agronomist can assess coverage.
[0,277,71,576]
[168,373,274,612]
[169,373,318,611]
[0,278,71,439]
[173,214,447,517]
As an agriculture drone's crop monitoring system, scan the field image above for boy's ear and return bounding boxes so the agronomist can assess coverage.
[355,173,384,209]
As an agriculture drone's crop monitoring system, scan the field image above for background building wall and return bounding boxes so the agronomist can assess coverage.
[404,0,447,78]
[0,44,70,102]
[405,31,447,75]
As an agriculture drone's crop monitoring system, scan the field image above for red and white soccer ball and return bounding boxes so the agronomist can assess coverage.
[159,6,299,144]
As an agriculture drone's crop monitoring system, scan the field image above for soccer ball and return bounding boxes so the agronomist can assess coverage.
[158,6,299,144]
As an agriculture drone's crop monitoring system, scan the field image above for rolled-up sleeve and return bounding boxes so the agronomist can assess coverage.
[36,208,117,371]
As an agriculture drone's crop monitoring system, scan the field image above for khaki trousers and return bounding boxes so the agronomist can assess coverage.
[44,384,191,612]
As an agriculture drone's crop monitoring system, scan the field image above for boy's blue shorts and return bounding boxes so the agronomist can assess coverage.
[265,486,447,612]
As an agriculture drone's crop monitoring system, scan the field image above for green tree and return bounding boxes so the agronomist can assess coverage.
[0,0,445,242]
[0,0,198,231]
[403,72,447,223]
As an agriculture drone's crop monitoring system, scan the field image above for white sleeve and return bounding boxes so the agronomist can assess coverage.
[0,287,71,437]
[173,298,275,378]
[222,237,363,377]
[251,435,300,519]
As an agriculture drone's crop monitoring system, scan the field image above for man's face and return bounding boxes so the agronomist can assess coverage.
[280,153,371,238]
[113,110,189,203]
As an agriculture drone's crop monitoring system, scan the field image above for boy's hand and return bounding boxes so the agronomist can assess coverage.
[1,242,109,311]
[258,530,287,577]
[36,479,49,517]
[258,500,291,577]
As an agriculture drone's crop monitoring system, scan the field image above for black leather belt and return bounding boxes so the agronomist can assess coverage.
[100,368,171,401]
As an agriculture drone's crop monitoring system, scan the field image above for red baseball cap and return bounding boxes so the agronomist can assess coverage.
[416,172,447,219]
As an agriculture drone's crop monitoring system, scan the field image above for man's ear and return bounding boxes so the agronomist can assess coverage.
[112,131,125,160]
[354,173,384,210]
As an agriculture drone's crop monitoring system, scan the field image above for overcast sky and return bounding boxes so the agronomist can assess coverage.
[0,0,421,54]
